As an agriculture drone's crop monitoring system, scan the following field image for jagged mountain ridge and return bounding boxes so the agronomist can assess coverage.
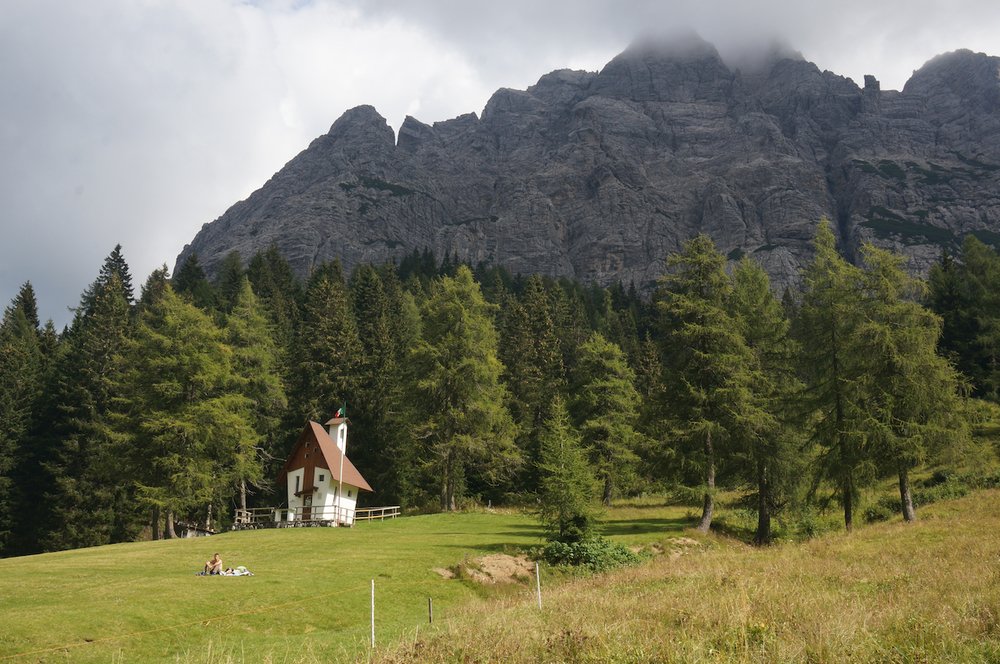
[176,36,1000,290]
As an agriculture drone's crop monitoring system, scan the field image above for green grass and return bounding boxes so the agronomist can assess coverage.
[383,491,1000,663]
[0,506,691,662]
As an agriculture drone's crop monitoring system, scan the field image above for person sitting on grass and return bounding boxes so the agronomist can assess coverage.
[204,553,223,575]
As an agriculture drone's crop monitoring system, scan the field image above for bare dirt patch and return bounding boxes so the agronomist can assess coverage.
[438,553,534,585]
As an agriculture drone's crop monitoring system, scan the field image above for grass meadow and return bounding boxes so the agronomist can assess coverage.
[2,491,998,662]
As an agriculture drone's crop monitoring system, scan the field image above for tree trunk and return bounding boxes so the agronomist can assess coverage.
[165,511,177,539]
[150,506,161,541]
[697,431,715,533]
[204,503,213,531]
[239,480,248,511]
[754,460,771,546]
[899,466,916,522]
[602,474,613,507]
[843,475,854,533]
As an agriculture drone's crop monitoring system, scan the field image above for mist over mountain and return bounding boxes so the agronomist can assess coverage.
[176,34,1000,290]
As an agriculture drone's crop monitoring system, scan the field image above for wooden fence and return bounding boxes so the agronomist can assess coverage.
[233,505,400,530]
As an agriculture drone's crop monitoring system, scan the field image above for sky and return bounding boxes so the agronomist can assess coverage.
[2,0,999,328]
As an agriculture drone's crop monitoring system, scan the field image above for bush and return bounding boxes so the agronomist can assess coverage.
[863,502,894,524]
[541,537,643,572]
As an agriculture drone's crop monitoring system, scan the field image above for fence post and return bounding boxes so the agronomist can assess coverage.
[428,597,433,624]
[370,579,375,648]
[535,562,542,609]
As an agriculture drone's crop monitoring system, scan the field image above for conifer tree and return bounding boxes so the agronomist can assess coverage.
[41,272,136,550]
[656,235,763,533]
[570,332,642,505]
[729,258,800,544]
[411,266,519,510]
[537,399,598,543]
[173,253,217,310]
[498,275,565,495]
[0,289,44,555]
[246,246,302,352]
[290,262,362,427]
[857,245,968,521]
[225,277,287,508]
[798,222,869,532]
[349,264,410,504]
[216,251,246,313]
[116,286,260,536]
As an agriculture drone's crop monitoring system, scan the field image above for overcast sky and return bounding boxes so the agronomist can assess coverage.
[2,0,998,327]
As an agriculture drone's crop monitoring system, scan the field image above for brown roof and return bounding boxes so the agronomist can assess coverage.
[279,421,374,492]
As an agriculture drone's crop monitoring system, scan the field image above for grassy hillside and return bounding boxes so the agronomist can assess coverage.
[383,492,1000,663]
[3,493,999,663]
[0,506,687,662]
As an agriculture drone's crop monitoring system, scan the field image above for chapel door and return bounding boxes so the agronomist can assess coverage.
[303,494,312,521]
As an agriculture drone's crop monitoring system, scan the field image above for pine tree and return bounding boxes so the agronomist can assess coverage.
[537,399,598,544]
[115,286,260,536]
[570,332,642,506]
[729,258,800,544]
[225,277,287,509]
[797,222,869,532]
[857,244,968,522]
[411,266,519,510]
[655,235,764,533]
[246,246,301,353]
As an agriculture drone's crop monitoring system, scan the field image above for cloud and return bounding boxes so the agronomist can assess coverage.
[1,0,997,326]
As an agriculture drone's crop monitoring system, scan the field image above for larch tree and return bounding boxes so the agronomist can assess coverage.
[728,258,800,544]
[656,235,763,533]
[797,221,869,532]
[537,398,598,543]
[569,332,642,506]
[225,277,287,510]
[410,266,519,510]
[857,244,968,522]
[115,286,260,537]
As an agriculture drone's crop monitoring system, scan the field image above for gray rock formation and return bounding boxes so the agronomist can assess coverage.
[176,36,1000,291]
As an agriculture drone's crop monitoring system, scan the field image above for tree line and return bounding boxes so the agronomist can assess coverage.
[1,221,996,557]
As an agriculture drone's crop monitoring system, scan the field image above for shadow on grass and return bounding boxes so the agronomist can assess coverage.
[599,516,692,536]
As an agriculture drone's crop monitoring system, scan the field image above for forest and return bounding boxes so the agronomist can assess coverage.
[2,220,999,558]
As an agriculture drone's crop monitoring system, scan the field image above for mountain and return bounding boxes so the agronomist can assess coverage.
[175,36,1000,290]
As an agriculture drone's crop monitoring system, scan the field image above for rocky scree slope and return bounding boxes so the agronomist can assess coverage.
[176,36,1000,291]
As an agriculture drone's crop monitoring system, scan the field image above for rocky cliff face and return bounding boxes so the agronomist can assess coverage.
[176,36,1000,291]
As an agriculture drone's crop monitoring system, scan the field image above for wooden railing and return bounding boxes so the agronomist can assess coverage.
[354,506,401,521]
[233,505,400,529]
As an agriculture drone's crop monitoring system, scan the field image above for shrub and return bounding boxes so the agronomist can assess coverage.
[541,537,643,572]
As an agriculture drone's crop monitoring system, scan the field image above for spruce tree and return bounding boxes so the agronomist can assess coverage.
[41,272,136,550]
[411,266,519,510]
[498,275,565,495]
[290,262,362,427]
[173,253,217,310]
[537,398,598,543]
[0,290,44,555]
[570,332,642,506]
[216,251,246,313]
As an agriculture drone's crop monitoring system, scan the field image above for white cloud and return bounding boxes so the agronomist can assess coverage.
[1,0,998,326]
